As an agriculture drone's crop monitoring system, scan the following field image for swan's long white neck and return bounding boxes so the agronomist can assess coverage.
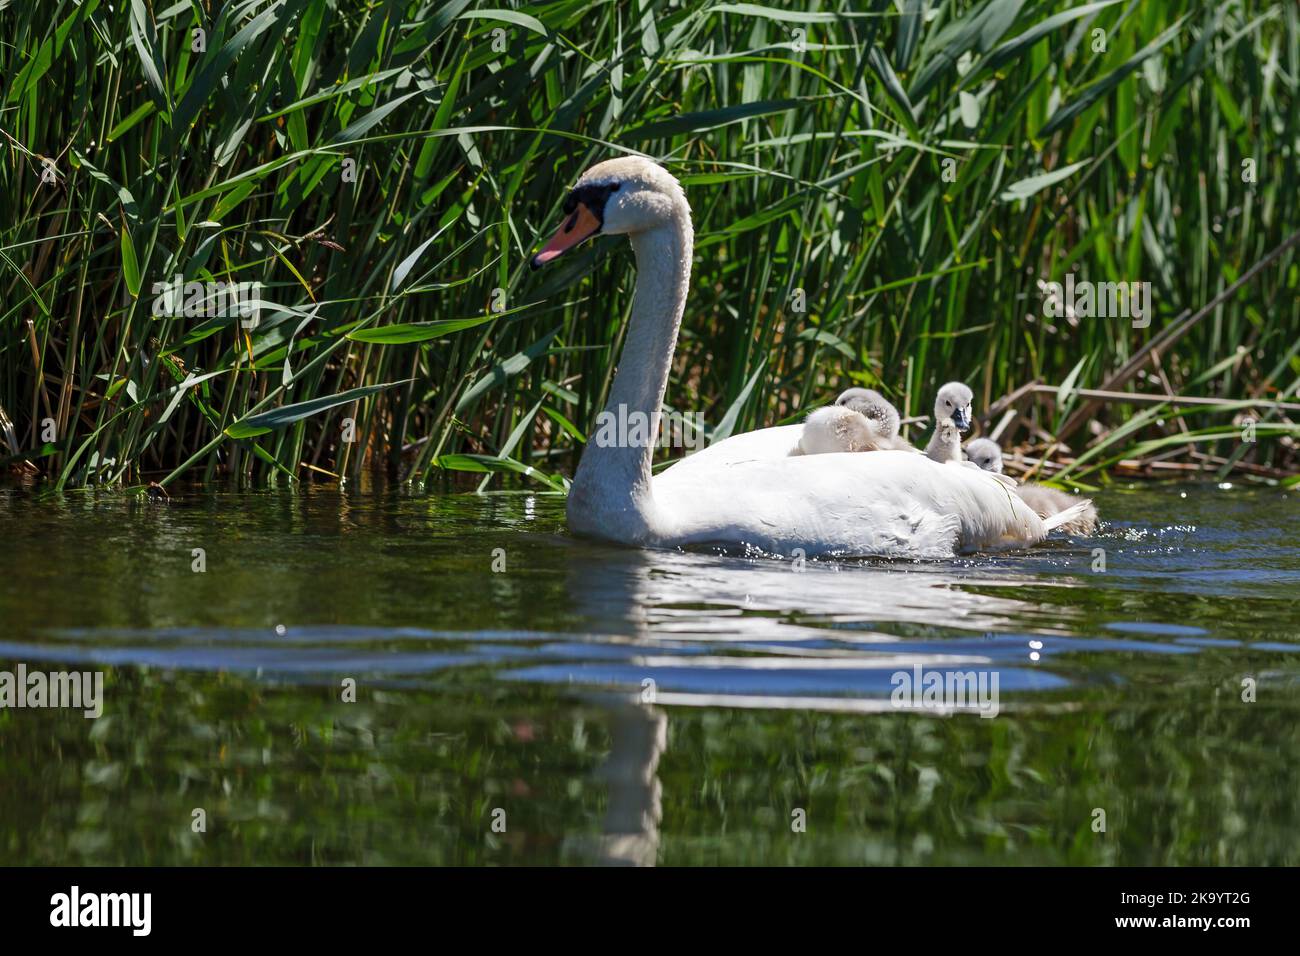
[568,207,693,541]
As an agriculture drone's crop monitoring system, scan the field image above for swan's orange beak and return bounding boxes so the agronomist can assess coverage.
[530,202,601,269]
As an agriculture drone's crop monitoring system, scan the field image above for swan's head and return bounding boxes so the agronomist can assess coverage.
[964,437,1003,474]
[531,157,687,269]
[935,381,973,432]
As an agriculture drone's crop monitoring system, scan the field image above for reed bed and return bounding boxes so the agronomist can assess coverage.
[2,0,1297,493]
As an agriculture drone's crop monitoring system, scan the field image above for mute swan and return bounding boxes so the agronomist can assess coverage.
[925,417,963,463]
[964,437,1004,473]
[835,388,907,449]
[794,405,888,455]
[933,381,973,433]
[964,439,1099,535]
[801,381,971,457]
[532,157,1090,557]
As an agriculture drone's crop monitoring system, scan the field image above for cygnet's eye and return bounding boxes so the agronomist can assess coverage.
[944,399,952,408]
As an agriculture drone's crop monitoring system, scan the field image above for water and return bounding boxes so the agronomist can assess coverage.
[1,484,1297,865]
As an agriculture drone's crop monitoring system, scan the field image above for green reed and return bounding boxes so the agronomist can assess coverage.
[2,0,1297,491]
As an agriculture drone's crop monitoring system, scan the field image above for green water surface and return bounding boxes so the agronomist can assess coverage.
[0,484,1297,865]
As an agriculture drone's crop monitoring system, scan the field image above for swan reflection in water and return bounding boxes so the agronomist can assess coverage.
[560,543,1077,865]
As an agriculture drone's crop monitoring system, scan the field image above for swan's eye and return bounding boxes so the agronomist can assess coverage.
[944,400,952,408]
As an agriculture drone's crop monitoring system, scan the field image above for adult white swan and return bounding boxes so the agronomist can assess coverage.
[532,157,1088,557]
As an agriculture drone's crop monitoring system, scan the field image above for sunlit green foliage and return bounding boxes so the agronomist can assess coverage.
[2,1,1297,490]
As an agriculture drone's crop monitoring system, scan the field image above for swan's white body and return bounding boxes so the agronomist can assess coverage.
[687,423,805,463]
[652,450,1042,557]
[550,158,1084,558]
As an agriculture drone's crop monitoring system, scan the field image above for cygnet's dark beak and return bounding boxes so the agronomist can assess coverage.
[953,405,972,432]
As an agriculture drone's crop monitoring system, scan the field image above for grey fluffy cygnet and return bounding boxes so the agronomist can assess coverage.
[834,388,905,447]
[798,381,977,458]
[795,405,889,455]
[963,438,1099,535]
[933,381,973,432]
[923,382,975,462]
[795,386,904,456]
[925,417,963,463]
[964,437,1003,473]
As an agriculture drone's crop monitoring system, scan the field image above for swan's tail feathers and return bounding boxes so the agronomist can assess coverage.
[1041,499,1098,535]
